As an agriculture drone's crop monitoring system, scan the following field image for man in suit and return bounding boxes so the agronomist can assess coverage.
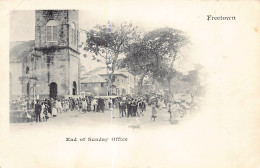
[34,100,42,122]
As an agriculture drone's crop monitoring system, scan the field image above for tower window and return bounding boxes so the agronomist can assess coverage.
[71,22,77,45]
[26,66,29,74]
[46,20,59,42]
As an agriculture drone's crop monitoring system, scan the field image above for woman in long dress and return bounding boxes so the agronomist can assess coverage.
[56,100,62,114]
[52,102,58,117]
[40,102,45,121]
[64,100,69,112]
[151,102,157,121]
[172,102,180,121]
[91,98,97,112]
[82,99,87,113]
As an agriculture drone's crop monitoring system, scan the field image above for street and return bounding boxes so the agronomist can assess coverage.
[3,105,258,168]
[10,106,193,133]
[6,107,203,168]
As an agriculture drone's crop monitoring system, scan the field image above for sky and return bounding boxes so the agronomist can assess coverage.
[8,1,260,74]
[9,8,199,73]
[9,2,201,42]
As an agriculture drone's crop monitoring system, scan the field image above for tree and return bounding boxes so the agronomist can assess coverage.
[122,27,189,95]
[81,22,139,95]
[143,28,188,95]
[120,40,152,94]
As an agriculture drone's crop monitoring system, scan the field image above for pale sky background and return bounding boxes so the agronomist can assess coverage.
[9,3,208,73]
[7,1,260,88]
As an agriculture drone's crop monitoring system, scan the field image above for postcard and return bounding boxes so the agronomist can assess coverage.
[0,0,260,168]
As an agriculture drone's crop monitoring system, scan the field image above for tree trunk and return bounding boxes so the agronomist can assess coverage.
[138,73,146,94]
[168,78,172,100]
[107,53,119,96]
[134,71,137,94]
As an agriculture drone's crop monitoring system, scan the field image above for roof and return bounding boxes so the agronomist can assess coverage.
[84,66,128,78]
[85,66,106,74]
[10,40,35,63]
[81,74,106,83]
[10,41,25,48]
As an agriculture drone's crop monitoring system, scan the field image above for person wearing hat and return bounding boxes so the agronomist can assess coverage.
[132,99,138,117]
[34,100,42,122]
[127,98,132,117]
[137,99,143,116]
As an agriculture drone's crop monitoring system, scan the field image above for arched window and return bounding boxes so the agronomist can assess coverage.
[49,82,58,100]
[72,81,77,95]
[26,66,29,74]
[27,82,30,96]
[71,22,77,45]
[46,20,59,42]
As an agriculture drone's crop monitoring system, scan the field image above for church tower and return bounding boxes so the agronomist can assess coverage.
[32,10,80,99]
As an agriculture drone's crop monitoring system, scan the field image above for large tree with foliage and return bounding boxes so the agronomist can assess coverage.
[120,39,153,93]
[81,22,139,94]
[122,27,188,95]
[144,27,188,96]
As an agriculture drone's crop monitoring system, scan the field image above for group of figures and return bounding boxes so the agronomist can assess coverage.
[113,97,147,118]
[10,96,108,122]
[166,100,197,124]
[10,92,199,124]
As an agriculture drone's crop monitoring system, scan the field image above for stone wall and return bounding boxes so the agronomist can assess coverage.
[10,63,23,97]
[68,10,79,52]
[69,50,80,95]
[29,10,81,99]
[35,10,69,48]
[35,10,79,53]
[21,48,80,99]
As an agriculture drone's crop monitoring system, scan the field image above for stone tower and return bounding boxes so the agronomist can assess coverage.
[28,10,80,99]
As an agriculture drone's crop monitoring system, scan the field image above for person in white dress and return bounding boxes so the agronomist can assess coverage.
[64,100,69,112]
[56,100,62,114]
[40,102,45,121]
[91,98,97,112]
[82,99,87,112]
[52,103,58,117]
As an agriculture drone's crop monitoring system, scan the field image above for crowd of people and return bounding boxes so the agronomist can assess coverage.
[113,97,147,118]
[10,92,199,124]
[10,96,109,122]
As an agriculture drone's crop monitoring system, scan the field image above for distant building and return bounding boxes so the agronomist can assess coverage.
[119,69,135,95]
[81,67,135,96]
[100,73,128,96]
[10,10,81,100]
[81,74,107,96]
[10,41,34,98]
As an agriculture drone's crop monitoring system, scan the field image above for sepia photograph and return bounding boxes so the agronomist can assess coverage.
[9,9,201,127]
[1,0,260,168]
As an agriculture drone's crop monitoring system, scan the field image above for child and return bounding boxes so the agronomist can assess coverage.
[52,106,58,117]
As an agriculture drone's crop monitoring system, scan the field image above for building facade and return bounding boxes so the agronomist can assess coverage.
[81,74,107,96]
[120,69,135,95]
[81,67,135,96]
[99,73,128,96]
[10,10,81,100]
[10,41,35,99]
